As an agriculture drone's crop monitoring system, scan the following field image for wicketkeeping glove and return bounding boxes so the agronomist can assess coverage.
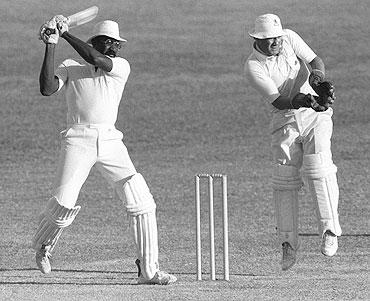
[312,81,336,108]
[309,69,336,109]
[39,19,59,44]
[291,93,328,112]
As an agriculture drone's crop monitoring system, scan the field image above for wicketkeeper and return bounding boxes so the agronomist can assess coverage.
[32,16,177,284]
[244,14,342,270]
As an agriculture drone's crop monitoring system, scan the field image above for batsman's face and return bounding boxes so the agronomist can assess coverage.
[255,36,283,56]
[92,36,123,57]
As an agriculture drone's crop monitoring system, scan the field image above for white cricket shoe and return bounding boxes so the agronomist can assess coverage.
[321,231,338,257]
[135,259,177,285]
[281,242,296,271]
[137,270,177,285]
[35,245,52,274]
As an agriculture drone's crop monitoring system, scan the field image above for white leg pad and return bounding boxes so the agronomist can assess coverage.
[120,173,159,279]
[301,152,342,236]
[272,165,303,250]
[122,173,156,216]
[130,212,159,280]
[31,197,81,251]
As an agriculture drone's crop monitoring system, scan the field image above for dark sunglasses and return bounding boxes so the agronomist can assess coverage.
[104,39,122,49]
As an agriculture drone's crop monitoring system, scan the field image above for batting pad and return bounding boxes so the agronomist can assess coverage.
[130,211,159,280]
[272,165,303,250]
[301,153,342,237]
[122,173,156,216]
[31,197,81,251]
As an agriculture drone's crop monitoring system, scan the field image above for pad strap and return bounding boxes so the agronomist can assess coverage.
[272,165,303,190]
[301,152,337,179]
[123,173,156,216]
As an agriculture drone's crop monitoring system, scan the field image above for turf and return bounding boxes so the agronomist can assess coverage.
[1,0,369,300]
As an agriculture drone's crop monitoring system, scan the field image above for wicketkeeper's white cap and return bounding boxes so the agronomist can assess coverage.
[87,20,127,44]
[248,14,286,39]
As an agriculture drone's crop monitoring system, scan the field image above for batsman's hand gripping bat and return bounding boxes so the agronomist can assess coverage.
[44,6,99,35]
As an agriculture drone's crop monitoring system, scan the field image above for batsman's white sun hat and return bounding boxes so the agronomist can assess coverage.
[87,20,127,44]
[248,14,286,39]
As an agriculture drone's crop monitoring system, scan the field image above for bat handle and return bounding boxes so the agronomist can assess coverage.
[45,28,56,35]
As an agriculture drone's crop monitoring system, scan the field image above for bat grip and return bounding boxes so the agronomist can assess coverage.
[45,28,56,35]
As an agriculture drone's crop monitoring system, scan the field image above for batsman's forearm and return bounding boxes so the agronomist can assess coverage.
[62,32,104,66]
[39,44,59,96]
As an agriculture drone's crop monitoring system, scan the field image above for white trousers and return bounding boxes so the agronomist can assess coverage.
[53,124,136,208]
[272,109,334,166]
[271,109,342,242]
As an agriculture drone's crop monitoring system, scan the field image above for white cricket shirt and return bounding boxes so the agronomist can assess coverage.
[55,56,130,126]
[244,29,318,130]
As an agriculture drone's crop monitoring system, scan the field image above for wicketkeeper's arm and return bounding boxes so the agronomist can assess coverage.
[61,32,113,72]
[308,56,336,108]
[39,44,60,96]
[308,56,325,81]
[272,93,328,112]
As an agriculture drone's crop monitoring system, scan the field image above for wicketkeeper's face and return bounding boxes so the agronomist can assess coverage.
[255,36,283,56]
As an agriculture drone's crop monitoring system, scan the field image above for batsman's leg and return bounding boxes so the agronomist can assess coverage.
[31,197,81,273]
[31,126,97,273]
[117,173,177,284]
[301,152,342,256]
[272,164,303,270]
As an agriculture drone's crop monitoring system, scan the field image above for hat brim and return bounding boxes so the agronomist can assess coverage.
[248,29,286,39]
[87,34,127,44]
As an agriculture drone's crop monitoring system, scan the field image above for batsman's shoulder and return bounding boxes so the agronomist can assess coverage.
[114,56,130,65]
[113,56,130,72]
[109,57,130,79]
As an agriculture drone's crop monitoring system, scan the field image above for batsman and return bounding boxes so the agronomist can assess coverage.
[244,14,342,270]
[32,14,177,285]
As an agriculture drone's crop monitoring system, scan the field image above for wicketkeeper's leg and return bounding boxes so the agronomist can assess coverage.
[116,173,159,280]
[301,152,342,237]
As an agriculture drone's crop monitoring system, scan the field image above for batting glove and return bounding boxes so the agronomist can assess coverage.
[53,15,69,36]
[39,19,59,44]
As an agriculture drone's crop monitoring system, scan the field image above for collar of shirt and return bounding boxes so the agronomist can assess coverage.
[252,46,279,65]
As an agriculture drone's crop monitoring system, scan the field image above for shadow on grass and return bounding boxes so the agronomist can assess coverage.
[0,268,260,285]
[299,233,369,237]
[0,268,138,285]
[0,268,134,273]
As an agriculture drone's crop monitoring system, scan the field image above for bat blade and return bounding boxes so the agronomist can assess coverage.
[67,6,99,28]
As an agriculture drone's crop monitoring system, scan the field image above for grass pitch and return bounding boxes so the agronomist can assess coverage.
[1,0,369,300]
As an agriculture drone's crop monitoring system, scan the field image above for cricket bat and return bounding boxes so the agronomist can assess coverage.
[45,6,99,35]
[67,6,99,28]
